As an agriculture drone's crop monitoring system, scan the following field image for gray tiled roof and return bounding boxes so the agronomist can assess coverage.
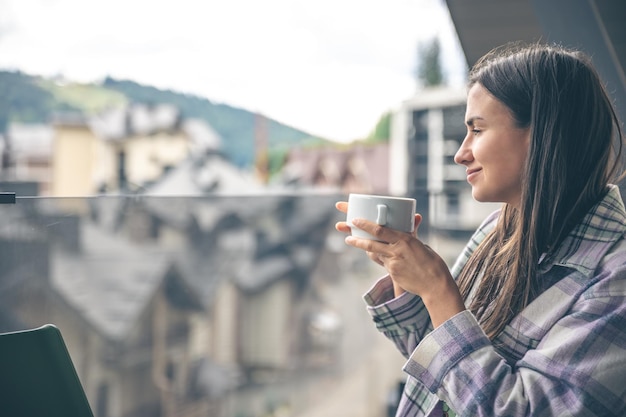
[52,222,172,339]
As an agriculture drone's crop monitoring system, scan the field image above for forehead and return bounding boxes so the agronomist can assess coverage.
[465,84,514,124]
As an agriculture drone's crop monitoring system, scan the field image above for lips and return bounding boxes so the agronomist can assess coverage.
[466,168,481,183]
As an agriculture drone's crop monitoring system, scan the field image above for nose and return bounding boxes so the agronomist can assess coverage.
[454,133,473,165]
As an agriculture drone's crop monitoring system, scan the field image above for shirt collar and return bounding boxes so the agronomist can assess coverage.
[545,185,626,276]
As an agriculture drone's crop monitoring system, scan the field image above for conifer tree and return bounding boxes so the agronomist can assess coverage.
[416,37,445,88]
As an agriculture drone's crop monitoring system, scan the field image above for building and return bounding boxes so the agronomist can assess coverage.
[2,123,54,195]
[280,142,390,195]
[51,104,200,198]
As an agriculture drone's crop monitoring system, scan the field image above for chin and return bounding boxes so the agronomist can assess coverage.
[471,190,487,202]
[473,193,512,207]
[472,190,497,204]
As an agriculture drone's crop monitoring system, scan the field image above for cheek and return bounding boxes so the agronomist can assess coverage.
[508,142,530,177]
[471,141,493,167]
[474,146,524,188]
[475,136,527,175]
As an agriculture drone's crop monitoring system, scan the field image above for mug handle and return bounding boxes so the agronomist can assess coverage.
[376,204,388,225]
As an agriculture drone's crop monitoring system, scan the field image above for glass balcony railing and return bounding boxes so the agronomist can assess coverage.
[0,192,411,417]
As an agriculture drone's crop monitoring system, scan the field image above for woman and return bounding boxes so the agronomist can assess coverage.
[336,43,626,416]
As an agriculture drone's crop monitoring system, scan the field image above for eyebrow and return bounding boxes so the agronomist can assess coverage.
[465,116,485,126]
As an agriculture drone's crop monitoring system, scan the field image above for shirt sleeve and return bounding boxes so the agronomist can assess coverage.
[402,266,626,416]
[363,275,434,359]
[362,210,500,363]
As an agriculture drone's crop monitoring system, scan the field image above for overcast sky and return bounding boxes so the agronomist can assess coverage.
[0,0,467,143]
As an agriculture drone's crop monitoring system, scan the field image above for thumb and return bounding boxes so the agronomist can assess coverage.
[413,213,423,235]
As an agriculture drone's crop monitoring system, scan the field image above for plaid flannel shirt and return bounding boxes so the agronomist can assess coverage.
[364,185,626,416]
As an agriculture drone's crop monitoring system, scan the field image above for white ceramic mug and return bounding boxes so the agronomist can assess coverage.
[346,194,416,241]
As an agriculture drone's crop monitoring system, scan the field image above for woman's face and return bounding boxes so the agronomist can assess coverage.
[454,83,531,207]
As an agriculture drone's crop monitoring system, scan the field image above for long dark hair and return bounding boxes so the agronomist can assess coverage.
[456,43,625,339]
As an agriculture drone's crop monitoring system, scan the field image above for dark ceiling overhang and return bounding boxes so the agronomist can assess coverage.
[445,0,626,125]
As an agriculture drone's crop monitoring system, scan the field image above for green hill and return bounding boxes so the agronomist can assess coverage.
[0,70,329,168]
[0,71,79,130]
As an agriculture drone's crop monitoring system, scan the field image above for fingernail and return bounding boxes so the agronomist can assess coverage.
[345,236,355,244]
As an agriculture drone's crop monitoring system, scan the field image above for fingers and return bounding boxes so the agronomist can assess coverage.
[335,221,351,233]
[345,235,390,257]
[414,213,423,228]
[414,213,423,236]
[366,251,385,266]
[348,218,400,244]
[335,201,348,213]
[335,201,350,233]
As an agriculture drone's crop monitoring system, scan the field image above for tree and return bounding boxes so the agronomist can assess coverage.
[415,37,445,88]
[366,111,392,143]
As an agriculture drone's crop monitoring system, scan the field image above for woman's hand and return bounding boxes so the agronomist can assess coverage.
[335,201,466,328]
[335,201,399,268]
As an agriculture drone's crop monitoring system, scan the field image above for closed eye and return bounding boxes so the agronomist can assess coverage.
[465,116,485,134]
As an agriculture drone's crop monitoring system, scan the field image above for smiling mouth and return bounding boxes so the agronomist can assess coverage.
[466,168,481,182]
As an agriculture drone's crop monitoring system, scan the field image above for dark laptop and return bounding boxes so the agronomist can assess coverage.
[0,324,95,417]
